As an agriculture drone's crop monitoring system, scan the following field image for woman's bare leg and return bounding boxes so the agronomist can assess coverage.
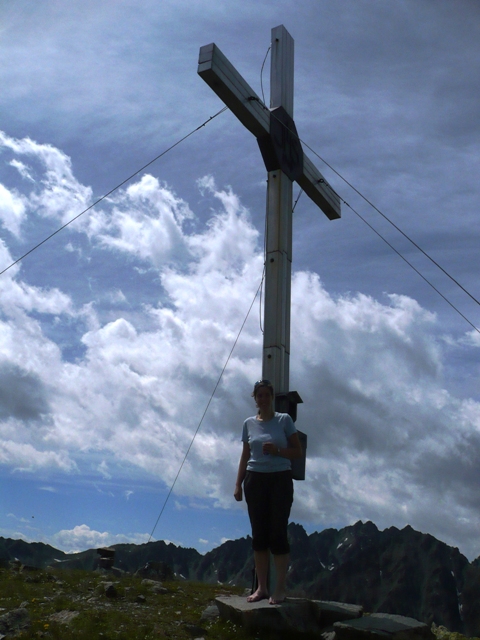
[269,553,289,604]
[247,550,269,602]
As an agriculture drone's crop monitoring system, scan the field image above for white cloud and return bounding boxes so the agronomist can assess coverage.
[97,460,112,479]
[0,134,479,559]
[464,330,480,348]
[105,289,127,304]
[0,439,76,472]
[0,183,26,237]
[9,159,34,182]
[51,524,150,554]
[7,513,31,524]
[0,130,92,226]
[0,277,74,318]
[90,174,192,267]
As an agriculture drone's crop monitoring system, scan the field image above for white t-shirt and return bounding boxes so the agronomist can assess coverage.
[241,412,296,473]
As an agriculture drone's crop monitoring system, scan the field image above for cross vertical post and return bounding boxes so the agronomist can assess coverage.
[262,26,295,398]
[197,24,341,434]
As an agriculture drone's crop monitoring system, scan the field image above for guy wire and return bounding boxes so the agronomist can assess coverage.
[0,106,229,278]
[251,98,480,331]
[148,274,265,542]
[292,188,304,212]
[300,134,480,310]
[260,45,271,105]
[340,197,480,335]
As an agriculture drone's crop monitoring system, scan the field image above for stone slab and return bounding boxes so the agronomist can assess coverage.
[334,613,435,639]
[215,595,362,636]
[314,600,363,626]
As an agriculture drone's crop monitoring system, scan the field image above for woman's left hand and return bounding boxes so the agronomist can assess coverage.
[262,442,279,456]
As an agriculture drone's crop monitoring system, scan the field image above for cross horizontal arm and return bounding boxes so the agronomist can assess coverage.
[198,43,270,139]
[198,42,341,221]
[299,154,340,220]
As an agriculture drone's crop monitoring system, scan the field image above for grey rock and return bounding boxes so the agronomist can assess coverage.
[104,583,118,598]
[95,566,125,577]
[313,600,364,627]
[334,613,435,639]
[216,595,362,636]
[49,610,80,625]
[200,603,219,621]
[0,607,30,634]
[141,578,168,594]
[155,586,168,594]
[183,623,207,636]
[141,578,163,587]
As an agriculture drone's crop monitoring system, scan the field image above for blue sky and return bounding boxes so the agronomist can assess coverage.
[1,0,480,559]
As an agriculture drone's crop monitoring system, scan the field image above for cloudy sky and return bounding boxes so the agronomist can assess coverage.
[1,0,479,561]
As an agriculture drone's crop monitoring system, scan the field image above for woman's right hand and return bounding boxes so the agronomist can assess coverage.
[234,484,243,501]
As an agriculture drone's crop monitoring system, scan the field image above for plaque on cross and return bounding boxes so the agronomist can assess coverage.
[198,25,341,435]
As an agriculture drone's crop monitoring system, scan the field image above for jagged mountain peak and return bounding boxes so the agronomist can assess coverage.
[1,522,479,635]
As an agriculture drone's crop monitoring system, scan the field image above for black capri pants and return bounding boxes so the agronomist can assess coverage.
[243,470,294,555]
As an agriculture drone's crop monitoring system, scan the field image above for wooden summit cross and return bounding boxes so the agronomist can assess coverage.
[198,25,341,426]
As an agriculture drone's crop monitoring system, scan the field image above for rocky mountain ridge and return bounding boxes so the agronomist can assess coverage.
[1,521,479,636]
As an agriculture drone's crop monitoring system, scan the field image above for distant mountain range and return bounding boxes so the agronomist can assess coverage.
[2,521,479,636]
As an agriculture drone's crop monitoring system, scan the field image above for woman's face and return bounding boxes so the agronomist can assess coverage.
[254,385,274,410]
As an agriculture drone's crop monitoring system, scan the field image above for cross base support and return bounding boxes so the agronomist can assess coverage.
[275,390,306,481]
[275,390,302,421]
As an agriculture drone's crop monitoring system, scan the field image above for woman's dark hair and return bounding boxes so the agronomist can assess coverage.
[252,379,274,398]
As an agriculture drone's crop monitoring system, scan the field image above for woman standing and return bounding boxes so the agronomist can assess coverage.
[234,379,302,604]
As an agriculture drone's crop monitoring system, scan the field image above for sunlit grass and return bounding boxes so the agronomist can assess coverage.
[432,623,480,640]
[0,566,257,639]
[1,567,477,639]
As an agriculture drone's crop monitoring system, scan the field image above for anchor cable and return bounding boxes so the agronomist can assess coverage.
[340,197,480,335]
[0,106,228,278]
[148,274,265,542]
[300,136,480,309]
[260,45,271,105]
[251,98,480,331]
